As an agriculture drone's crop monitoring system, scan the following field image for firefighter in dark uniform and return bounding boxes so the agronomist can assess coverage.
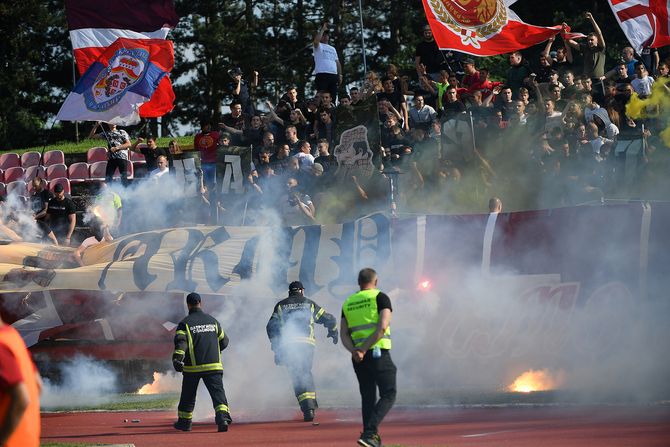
[266,281,338,422]
[172,292,232,432]
[341,268,396,447]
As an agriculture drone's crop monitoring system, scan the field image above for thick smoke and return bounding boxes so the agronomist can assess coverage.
[41,356,118,409]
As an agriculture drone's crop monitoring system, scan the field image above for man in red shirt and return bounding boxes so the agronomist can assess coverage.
[194,119,220,223]
[0,316,41,447]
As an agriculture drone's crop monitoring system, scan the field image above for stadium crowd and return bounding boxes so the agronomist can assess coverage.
[1,17,670,248]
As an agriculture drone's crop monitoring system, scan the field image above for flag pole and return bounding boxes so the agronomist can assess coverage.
[71,54,79,143]
[357,0,367,76]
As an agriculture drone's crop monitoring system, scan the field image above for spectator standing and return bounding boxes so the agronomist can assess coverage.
[313,22,342,102]
[0,314,41,447]
[631,63,654,97]
[228,67,258,115]
[415,24,445,80]
[46,183,76,246]
[149,155,170,180]
[506,51,531,96]
[89,122,131,186]
[314,139,337,175]
[30,177,56,244]
[194,119,220,196]
[130,136,171,174]
[377,77,409,131]
[409,95,437,131]
[566,12,606,81]
[221,102,247,145]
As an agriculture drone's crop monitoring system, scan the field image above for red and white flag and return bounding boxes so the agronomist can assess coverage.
[64,0,179,118]
[421,0,561,56]
[607,0,670,52]
[56,38,175,125]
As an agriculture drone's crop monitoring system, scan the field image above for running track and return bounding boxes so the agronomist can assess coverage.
[42,405,670,446]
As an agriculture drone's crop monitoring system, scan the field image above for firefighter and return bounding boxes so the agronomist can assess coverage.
[266,281,338,422]
[341,268,396,447]
[172,293,232,432]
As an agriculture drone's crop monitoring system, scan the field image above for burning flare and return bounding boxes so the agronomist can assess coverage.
[136,372,181,395]
[508,369,565,393]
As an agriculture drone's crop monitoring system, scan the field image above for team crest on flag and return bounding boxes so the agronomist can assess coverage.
[426,0,507,48]
[86,48,150,112]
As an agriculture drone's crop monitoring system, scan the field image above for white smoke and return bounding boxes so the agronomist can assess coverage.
[41,356,118,409]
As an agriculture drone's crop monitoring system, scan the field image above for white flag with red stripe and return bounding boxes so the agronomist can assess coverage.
[607,0,670,53]
[64,0,179,118]
[421,0,561,56]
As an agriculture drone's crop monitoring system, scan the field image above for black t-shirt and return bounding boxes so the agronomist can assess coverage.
[415,40,444,73]
[377,91,406,113]
[341,291,392,318]
[314,154,338,173]
[47,197,76,232]
[140,146,170,171]
[31,189,52,215]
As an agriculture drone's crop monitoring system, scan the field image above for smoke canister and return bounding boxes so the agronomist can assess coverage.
[372,346,381,358]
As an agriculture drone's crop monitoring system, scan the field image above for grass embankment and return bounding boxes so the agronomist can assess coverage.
[13,136,194,156]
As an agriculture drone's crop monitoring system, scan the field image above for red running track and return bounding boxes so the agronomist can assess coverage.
[42,405,670,446]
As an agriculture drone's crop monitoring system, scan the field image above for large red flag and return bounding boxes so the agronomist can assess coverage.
[421,0,561,56]
[64,0,179,118]
[607,0,670,52]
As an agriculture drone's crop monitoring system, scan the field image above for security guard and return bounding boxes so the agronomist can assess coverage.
[341,268,396,447]
[173,293,232,432]
[266,281,338,422]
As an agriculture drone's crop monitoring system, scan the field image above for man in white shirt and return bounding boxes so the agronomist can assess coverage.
[313,22,342,102]
[631,63,654,97]
[149,155,170,180]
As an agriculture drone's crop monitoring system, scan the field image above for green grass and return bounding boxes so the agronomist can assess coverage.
[42,393,179,412]
[14,136,194,156]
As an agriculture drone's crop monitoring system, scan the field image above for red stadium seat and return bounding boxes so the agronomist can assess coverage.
[48,177,71,196]
[87,147,108,164]
[0,153,20,170]
[20,151,41,168]
[0,182,5,198]
[43,150,65,167]
[67,162,90,184]
[46,164,68,181]
[89,161,107,181]
[0,169,3,184]
[3,167,25,184]
[129,149,146,163]
[6,180,27,198]
[24,165,46,182]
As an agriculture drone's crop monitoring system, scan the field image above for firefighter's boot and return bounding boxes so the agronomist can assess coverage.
[173,418,192,431]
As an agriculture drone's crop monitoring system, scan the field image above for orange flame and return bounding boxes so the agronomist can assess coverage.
[136,372,181,395]
[508,369,565,393]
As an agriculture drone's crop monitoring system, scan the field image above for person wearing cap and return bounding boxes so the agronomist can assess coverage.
[266,281,338,422]
[228,67,258,115]
[45,183,76,246]
[172,293,232,433]
[341,268,396,447]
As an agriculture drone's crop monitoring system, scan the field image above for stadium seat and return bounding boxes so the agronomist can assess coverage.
[43,150,65,167]
[0,182,5,198]
[6,180,27,198]
[49,177,71,196]
[67,162,90,183]
[20,151,41,168]
[89,161,107,181]
[0,169,3,183]
[24,165,46,182]
[3,167,25,184]
[46,164,68,181]
[0,153,20,170]
[129,149,146,163]
[112,159,134,181]
[87,147,108,164]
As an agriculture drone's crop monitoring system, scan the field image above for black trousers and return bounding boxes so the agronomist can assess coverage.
[315,73,339,102]
[352,349,397,435]
[105,158,129,186]
[177,372,231,423]
[279,343,317,412]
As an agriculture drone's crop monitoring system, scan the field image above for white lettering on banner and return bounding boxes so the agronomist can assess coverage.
[221,154,243,194]
[173,158,198,197]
